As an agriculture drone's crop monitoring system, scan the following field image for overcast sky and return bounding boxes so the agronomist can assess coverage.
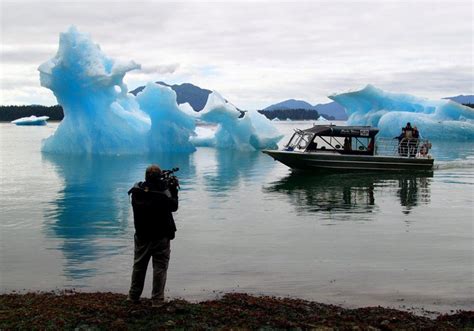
[1,0,473,109]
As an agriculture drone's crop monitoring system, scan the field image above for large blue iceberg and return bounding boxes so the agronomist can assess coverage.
[39,27,283,154]
[330,85,474,140]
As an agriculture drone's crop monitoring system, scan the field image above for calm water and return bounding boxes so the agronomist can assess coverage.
[1,122,473,312]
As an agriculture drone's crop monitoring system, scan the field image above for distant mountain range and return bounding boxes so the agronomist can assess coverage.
[130,82,348,120]
[130,81,474,121]
[444,95,474,105]
[264,99,314,111]
[263,99,347,120]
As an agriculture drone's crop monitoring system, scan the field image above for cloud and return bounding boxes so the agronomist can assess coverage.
[1,45,57,64]
[139,63,180,74]
[0,1,472,109]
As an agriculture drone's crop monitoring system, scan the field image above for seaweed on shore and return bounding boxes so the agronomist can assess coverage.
[0,291,472,330]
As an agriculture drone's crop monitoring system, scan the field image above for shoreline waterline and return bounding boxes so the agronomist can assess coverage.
[1,291,473,330]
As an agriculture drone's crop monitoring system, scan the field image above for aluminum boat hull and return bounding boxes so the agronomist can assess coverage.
[262,150,434,172]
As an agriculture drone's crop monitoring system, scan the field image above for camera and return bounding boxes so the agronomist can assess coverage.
[159,167,180,191]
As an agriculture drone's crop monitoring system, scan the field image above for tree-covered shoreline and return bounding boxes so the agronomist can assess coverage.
[1,103,472,123]
[258,108,324,120]
[0,105,64,121]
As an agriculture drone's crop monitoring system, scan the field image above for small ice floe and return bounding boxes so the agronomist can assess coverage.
[11,115,49,126]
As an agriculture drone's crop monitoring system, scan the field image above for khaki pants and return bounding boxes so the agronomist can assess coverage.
[129,235,170,301]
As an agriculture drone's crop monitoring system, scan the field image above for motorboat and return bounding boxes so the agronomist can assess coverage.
[262,125,434,172]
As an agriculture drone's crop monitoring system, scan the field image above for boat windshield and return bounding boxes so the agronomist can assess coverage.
[284,130,314,151]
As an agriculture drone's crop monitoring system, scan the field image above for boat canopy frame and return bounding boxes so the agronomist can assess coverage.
[301,125,379,138]
[284,125,377,155]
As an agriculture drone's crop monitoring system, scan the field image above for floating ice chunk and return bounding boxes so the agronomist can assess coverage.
[11,115,49,126]
[330,85,474,140]
[40,26,148,154]
[247,109,284,149]
[136,83,196,153]
[195,92,283,150]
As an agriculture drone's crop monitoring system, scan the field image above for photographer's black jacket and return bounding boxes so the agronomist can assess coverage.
[128,180,178,240]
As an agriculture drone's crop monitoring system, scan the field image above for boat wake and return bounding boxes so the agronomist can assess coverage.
[434,158,474,171]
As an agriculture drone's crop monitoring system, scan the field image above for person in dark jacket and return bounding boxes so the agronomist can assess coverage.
[127,164,179,307]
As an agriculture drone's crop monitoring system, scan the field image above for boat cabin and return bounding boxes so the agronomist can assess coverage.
[284,125,378,156]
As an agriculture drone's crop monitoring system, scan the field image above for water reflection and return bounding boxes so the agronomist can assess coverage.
[42,152,195,280]
[203,150,263,195]
[265,171,433,217]
[397,175,431,214]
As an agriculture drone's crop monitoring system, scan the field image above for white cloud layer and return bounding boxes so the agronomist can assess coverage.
[0,1,472,109]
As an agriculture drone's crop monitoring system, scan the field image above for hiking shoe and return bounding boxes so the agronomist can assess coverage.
[126,296,140,304]
[152,299,166,308]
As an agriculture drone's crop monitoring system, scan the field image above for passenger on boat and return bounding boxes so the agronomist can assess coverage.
[395,128,406,156]
[413,126,420,139]
[408,125,421,157]
[403,122,413,139]
[367,138,374,155]
[343,137,351,151]
[396,123,420,157]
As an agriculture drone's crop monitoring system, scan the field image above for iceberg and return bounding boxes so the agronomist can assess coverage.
[11,115,49,126]
[136,82,196,153]
[329,85,474,140]
[192,92,283,150]
[39,26,283,154]
[39,26,148,154]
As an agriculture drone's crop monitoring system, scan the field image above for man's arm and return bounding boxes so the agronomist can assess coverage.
[154,188,178,212]
[168,189,178,212]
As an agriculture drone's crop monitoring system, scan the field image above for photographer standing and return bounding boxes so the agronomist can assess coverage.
[127,164,179,307]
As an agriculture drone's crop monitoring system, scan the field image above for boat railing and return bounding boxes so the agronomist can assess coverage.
[376,138,432,158]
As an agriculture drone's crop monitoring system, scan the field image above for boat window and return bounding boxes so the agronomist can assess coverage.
[285,133,298,148]
[350,137,372,153]
[313,135,345,151]
[298,140,308,149]
[285,130,314,151]
[293,133,375,155]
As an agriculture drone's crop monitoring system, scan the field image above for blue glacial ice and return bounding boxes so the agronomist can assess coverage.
[136,82,196,153]
[39,26,283,154]
[11,115,49,126]
[39,27,148,154]
[192,92,283,150]
[330,85,474,140]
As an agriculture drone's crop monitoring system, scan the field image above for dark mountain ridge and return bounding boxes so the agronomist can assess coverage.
[444,95,474,105]
[130,82,212,111]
